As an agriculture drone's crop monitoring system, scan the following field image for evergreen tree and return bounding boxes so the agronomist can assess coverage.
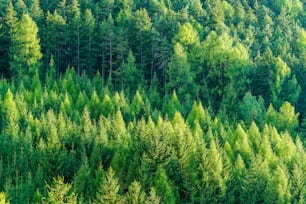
[0,1,18,75]
[10,13,42,78]
[80,8,95,75]
[167,43,197,107]
[46,176,77,204]
[0,192,9,204]
[121,51,144,96]
[154,168,175,204]
[124,181,146,204]
[94,167,120,204]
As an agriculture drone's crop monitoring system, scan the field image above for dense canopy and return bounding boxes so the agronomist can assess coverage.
[0,0,305,203]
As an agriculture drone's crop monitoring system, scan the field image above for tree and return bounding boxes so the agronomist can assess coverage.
[265,102,299,136]
[145,188,160,204]
[29,0,43,24]
[100,14,116,85]
[44,10,66,75]
[124,181,146,204]
[0,1,18,75]
[0,192,9,204]
[154,168,175,204]
[67,0,81,75]
[166,43,197,107]
[10,13,42,78]
[80,8,95,75]
[120,51,144,96]
[46,176,77,204]
[296,27,306,52]
[95,167,120,204]
[270,57,296,107]
[173,22,199,46]
[15,0,27,17]
[132,8,152,71]
[264,166,291,203]
[238,92,265,127]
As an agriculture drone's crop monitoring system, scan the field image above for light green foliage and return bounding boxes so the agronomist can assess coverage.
[29,0,43,22]
[124,181,146,204]
[146,188,160,204]
[266,102,299,135]
[130,90,144,119]
[297,27,306,52]
[174,22,199,46]
[46,176,77,204]
[95,167,120,204]
[0,0,305,203]
[264,166,291,203]
[10,13,42,77]
[0,192,9,204]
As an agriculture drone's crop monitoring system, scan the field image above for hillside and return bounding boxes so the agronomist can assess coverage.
[0,0,305,203]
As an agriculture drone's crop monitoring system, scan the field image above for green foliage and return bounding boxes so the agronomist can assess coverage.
[154,168,175,204]
[266,102,299,136]
[0,0,305,203]
[95,167,120,204]
[46,176,77,204]
[0,192,9,204]
[10,13,42,78]
[239,92,265,127]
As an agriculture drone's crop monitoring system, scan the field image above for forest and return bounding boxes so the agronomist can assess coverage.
[0,0,305,203]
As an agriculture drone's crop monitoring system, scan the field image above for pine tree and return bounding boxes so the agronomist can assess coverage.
[46,176,77,204]
[100,14,116,85]
[10,13,42,78]
[0,1,18,75]
[94,167,120,204]
[124,181,146,204]
[121,51,144,96]
[80,8,95,75]
[67,0,81,75]
[154,168,175,204]
[145,188,160,204]
[0,192,9,204]
[15,0,27,17]
[166,43,197,107]
[29,0,43,24]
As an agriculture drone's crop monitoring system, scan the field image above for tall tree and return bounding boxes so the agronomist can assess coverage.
[95,167,121,204]
[80,8,95,75]
[0,1,18,76]
[166,43,197,108]
[10,13,42,78]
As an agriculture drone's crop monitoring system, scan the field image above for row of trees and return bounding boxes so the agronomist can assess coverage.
[0,0,305,117]
[0,71,305,203]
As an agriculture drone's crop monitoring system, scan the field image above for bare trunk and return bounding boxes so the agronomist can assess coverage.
[109,39,112,85]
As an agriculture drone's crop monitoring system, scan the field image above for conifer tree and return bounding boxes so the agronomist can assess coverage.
[167,43,197,107]
[124,181,146,204]
[154,168,175,204]
[10,13,42,78]
[46,176,77,204]
[0,1,18,75]
[80,8,95,75]
[0,192,9,204]
[95,167,120,204]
